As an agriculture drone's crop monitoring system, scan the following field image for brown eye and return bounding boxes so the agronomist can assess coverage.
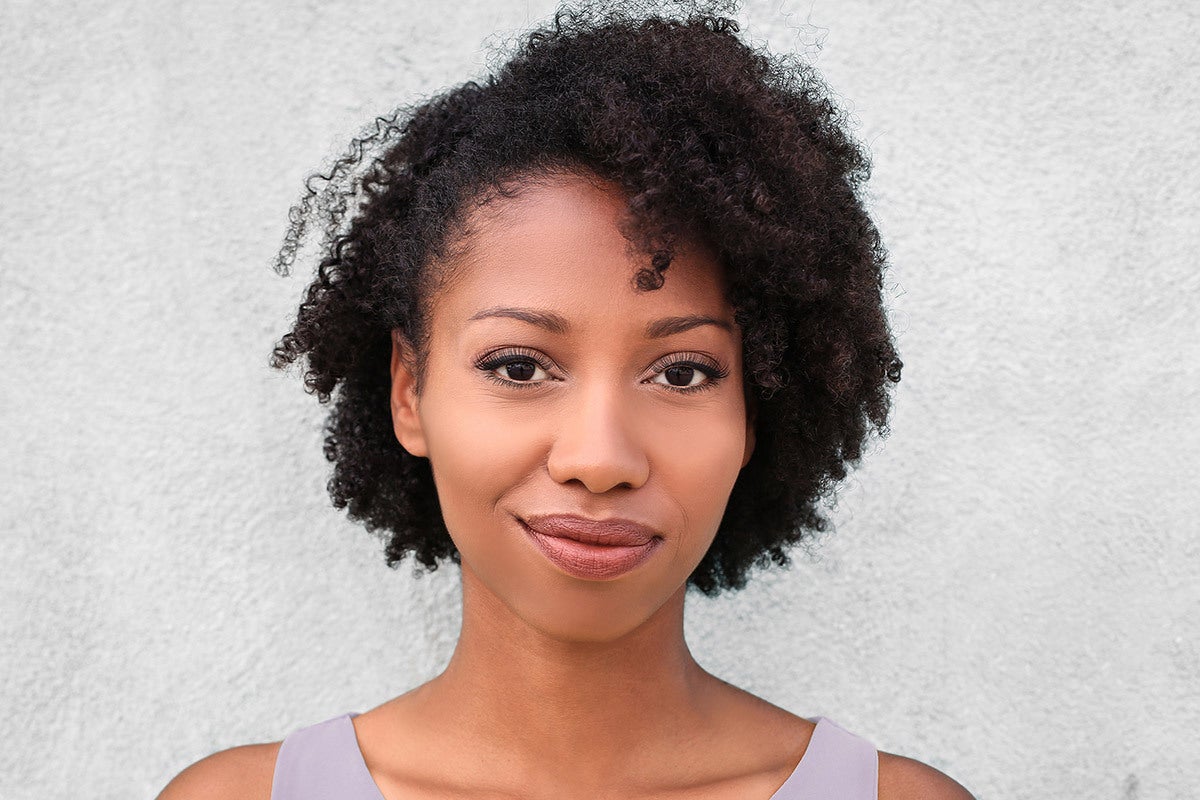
[664,365,697,387]
[503,361,538,382]
[476,348,554,387]
[649,358,722,392]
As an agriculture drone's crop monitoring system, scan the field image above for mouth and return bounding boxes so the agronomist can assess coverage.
[518,514,663,581]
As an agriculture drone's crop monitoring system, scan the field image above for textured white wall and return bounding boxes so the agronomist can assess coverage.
[2,1,1196,798]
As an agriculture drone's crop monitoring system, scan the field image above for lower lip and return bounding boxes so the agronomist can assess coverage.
[520,520,662,581]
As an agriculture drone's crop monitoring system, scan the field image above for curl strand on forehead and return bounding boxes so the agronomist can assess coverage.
[270,0,902,596]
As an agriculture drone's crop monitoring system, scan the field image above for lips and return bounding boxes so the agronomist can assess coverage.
[519,514,663,580]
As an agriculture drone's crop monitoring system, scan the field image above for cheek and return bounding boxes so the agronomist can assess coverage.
[424,396,532,501]
[419,372,748,562]
[654,402,748,514]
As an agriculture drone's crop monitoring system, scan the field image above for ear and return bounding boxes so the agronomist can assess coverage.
[390,330,429,458]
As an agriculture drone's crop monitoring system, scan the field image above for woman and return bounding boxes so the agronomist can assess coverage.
[160,3,973,798]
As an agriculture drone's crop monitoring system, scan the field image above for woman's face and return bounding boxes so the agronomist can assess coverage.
[390,173,754,642]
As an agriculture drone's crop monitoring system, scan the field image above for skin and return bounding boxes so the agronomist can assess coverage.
[157,173,974,800]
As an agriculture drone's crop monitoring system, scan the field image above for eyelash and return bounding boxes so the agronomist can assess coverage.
[476,348,550,390]
[646,351,730,394]
[474,347,729,395]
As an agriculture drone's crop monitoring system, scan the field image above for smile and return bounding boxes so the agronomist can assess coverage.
[518,517,663,581]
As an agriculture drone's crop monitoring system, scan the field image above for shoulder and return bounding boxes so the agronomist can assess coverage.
[877,750,976,800]
[155,741,281,800]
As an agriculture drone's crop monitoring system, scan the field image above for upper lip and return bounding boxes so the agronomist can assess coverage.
[520,514,660,546]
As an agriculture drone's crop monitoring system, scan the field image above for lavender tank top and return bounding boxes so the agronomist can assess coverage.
[270,712,877,800]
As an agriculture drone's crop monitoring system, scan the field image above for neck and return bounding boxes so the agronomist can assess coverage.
[418,565,720,788]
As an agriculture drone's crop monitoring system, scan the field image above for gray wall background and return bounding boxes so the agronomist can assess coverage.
[2,1,1196,798]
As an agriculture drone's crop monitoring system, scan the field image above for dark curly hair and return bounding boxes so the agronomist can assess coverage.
[271,0,902,597]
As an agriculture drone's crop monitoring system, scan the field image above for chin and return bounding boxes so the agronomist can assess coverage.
[457,534,691,644]
[547,608,646,643]
[510,577,687,645]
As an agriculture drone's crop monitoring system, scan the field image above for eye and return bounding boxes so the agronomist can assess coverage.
[652,364,705,388]
[646,354,729,394]
[475,347,554,388]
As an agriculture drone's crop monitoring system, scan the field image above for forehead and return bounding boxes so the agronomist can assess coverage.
[430,173,732,329]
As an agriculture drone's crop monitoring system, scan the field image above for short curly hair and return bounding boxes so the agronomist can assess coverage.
[271,0,902,597]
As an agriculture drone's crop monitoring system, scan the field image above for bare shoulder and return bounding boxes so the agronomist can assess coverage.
[155,741,281,800]
[878,751,976,800]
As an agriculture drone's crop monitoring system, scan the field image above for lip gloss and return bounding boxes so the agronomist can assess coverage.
[520,520,662,580]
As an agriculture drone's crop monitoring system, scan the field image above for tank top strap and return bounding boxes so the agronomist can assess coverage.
[772,716,879,800]
[269,713,383,800]
[269,711,876,800]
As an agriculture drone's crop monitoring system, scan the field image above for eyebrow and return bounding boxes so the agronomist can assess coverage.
[468,307,570,334]
[645,314,734,338]
[467,307,734,338]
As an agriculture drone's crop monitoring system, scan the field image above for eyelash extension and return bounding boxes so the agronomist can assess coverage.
[475,347,730,394]
[475,347,555,390]
[646,352,730,395]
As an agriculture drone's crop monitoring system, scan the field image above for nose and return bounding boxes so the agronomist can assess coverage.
[546,382,650,493]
